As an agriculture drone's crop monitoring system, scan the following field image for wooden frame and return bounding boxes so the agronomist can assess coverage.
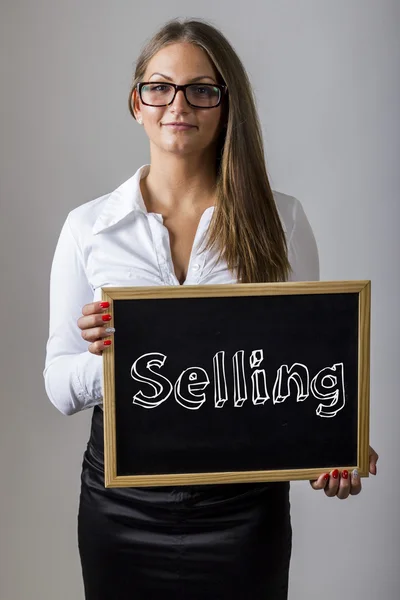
[102,280,370,488]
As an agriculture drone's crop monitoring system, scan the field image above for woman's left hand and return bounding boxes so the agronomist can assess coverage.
[309,446,379,499]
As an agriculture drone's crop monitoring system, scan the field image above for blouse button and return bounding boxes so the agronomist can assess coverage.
[192,263,200,271]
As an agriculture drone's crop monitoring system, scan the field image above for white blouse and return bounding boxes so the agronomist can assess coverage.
[43,164,319,416]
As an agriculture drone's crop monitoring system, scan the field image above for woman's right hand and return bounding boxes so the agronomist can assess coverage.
[77,301,115,355]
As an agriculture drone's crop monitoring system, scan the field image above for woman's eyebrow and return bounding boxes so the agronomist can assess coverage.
[148,72,216,83]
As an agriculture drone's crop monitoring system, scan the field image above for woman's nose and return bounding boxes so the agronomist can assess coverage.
[170,89,190,110]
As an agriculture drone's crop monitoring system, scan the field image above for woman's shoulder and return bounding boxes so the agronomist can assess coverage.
[61,192,112,251]
[67,192,111,230]
[272,190,319,281]
[272,189,302,236]
[66,165,148,240]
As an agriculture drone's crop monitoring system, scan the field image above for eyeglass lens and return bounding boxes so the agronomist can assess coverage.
[141,83,221,107]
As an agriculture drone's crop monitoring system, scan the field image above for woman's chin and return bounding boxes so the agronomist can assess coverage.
[159,140,201,156]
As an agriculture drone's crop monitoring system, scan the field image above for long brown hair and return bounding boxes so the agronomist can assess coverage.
[128,18,291,283]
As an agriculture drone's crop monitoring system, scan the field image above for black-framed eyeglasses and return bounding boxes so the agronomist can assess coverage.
[137,82,227,108]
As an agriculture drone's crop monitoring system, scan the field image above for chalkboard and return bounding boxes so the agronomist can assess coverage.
[101,281,370,488]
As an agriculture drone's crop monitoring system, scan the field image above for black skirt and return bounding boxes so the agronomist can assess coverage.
[78,406,292,600]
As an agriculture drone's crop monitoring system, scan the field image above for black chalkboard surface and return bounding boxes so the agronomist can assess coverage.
[101,281,370,488]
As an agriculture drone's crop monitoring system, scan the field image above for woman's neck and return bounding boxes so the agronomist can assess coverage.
[141,151,217,215]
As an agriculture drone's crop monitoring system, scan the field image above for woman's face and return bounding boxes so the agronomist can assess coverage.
[133,42,224,158]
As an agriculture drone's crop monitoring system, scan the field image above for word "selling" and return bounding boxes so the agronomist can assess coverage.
[130,349,345,418]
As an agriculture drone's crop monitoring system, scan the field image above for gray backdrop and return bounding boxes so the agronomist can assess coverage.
[1,1,399,598]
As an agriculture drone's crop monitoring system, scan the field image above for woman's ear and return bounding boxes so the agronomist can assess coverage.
[131,88,141,121]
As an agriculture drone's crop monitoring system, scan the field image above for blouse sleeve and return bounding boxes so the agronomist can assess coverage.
[287,198,320,282]
[43,215,103,416]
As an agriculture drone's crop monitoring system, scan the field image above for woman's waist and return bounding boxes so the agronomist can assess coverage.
[86,406,290,504]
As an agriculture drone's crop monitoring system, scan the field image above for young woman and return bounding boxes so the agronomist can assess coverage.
[44,18,378,600]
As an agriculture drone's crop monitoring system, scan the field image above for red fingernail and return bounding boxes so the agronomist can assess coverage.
[102,314,112,321]
[323,474,330,481]
[342,470,349,479]
[100,301,110,308]
[103,340,112,346]
[332,469,339,479]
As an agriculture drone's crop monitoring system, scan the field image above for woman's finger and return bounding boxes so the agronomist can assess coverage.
[336,470,351,500]
[309,473,329,490]
[77,311,113,331]
[82,300,110,317]
[369,446,379,475]
[81,325,115,343]
[88,338,113,356]
[324,469,340,497]
[350,469,362,495]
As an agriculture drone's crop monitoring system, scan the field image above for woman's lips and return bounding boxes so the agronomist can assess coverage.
[163,123,196,130]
